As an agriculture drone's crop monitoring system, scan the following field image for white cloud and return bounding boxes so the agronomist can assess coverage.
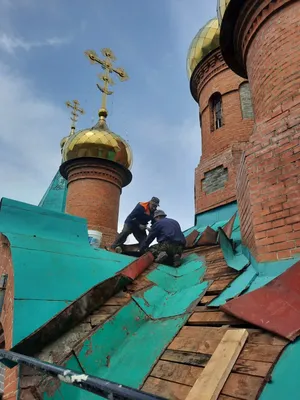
[0,61,69,205]
[0,32,71,54]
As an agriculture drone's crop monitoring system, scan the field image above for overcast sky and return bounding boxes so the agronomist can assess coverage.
[0,0,217,233]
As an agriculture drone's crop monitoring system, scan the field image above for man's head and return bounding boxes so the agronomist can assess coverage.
[154,209,167,221]
[149,196,160,212]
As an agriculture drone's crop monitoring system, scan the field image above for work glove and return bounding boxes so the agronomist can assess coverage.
[139,224,147,231]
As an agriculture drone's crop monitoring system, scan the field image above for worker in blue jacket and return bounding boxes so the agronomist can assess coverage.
[140,209,186,267]
[111,197,160,252]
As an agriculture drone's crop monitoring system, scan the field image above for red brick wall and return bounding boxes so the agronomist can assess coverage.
[65,160,127,248]
[0,235,18,400]
[192,49,253,214]
[236,1,300,262]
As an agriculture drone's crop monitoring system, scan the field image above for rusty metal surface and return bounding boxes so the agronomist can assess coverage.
[222,212,237,239]
[120,252,154,281]
[185,230,199,248]
[221,260,300,340]
[196,226,218,246]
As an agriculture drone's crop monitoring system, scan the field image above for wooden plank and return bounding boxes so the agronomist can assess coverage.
[194,306,220,312]
[246,329,288,346]
[160,349,271,377]
[200,295,217,305]
[232,359,272,378]
[103,294,131,306]
[90,315,110,326]
[185,329,248,400]
[161,349,210,367]
[175,326,287,346]
[222,372,263,400]
[142,377,190,400]
[204,266,238,280]
[150,360,202,386]
[92,305,120,315]
[188,311,243,326]
[169,327,226,354]
[239,343,284,363]
[206,278,233,294]
[169,328,284,364]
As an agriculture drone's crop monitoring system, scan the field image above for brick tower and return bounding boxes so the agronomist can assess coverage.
[220,0,300,262]
[60,48,132,248]
[187,17,254,215]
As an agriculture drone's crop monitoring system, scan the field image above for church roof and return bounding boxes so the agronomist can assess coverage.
[38,170,67,213]
[2,198,300,399]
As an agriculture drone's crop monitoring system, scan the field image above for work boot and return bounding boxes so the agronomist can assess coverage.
[155,251,168,264]
[115,246,123,254]
[173,254,181,268]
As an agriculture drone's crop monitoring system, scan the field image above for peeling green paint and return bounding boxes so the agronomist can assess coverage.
[43,254,209,399]
[133,282,209,318]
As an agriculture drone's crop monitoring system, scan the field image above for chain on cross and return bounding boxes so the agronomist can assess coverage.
[84,48,129,112]
[65,100,85,132]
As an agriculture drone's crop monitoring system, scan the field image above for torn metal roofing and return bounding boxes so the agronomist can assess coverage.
[221,261,300,340]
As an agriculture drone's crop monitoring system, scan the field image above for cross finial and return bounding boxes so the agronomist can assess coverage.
[65,100,85,134]
[84,48,129,119]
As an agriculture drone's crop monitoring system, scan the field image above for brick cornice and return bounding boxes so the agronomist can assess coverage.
[60,157,132,189]
[190,48,228,103]
[220,0,297,78]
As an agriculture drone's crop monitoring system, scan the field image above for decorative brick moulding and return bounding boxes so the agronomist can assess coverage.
[60,157,132,248]
[222,0,300,262]
[191,48,253,214]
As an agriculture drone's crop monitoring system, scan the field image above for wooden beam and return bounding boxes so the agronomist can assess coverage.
[185,329,248,400]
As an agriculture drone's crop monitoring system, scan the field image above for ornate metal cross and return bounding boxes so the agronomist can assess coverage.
[65,100,85,132]
[84,48,129,112]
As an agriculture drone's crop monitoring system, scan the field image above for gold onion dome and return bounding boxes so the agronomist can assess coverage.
[186,18,220,79]
[217,0,230,25]
[62,109,133,170]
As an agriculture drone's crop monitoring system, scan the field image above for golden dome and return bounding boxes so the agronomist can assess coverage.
[217,0,230,25]
[62,112,133,170]
[186,18,220,79]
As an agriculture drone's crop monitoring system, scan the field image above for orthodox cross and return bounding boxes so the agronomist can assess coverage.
[65,100,85,133]
[84,48,129,113]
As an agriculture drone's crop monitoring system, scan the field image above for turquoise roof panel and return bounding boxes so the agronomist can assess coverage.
[260,339,300,399]
[0,198,134,346]
[39,170,67,213]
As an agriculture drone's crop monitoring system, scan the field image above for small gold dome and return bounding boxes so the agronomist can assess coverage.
[62,115,133,170]
[186,18,220,79]
[217,0,230,25]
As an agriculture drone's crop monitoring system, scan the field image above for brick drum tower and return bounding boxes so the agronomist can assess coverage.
[187,17,254,215]
[60,48,132,247]
[220,0,300,262]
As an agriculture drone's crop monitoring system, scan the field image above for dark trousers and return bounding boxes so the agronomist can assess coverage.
[111,223,147,249]
[150,242,184,266]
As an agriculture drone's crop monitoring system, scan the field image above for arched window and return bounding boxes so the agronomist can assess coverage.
[239,82,254,119]
[210,93,223,131]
